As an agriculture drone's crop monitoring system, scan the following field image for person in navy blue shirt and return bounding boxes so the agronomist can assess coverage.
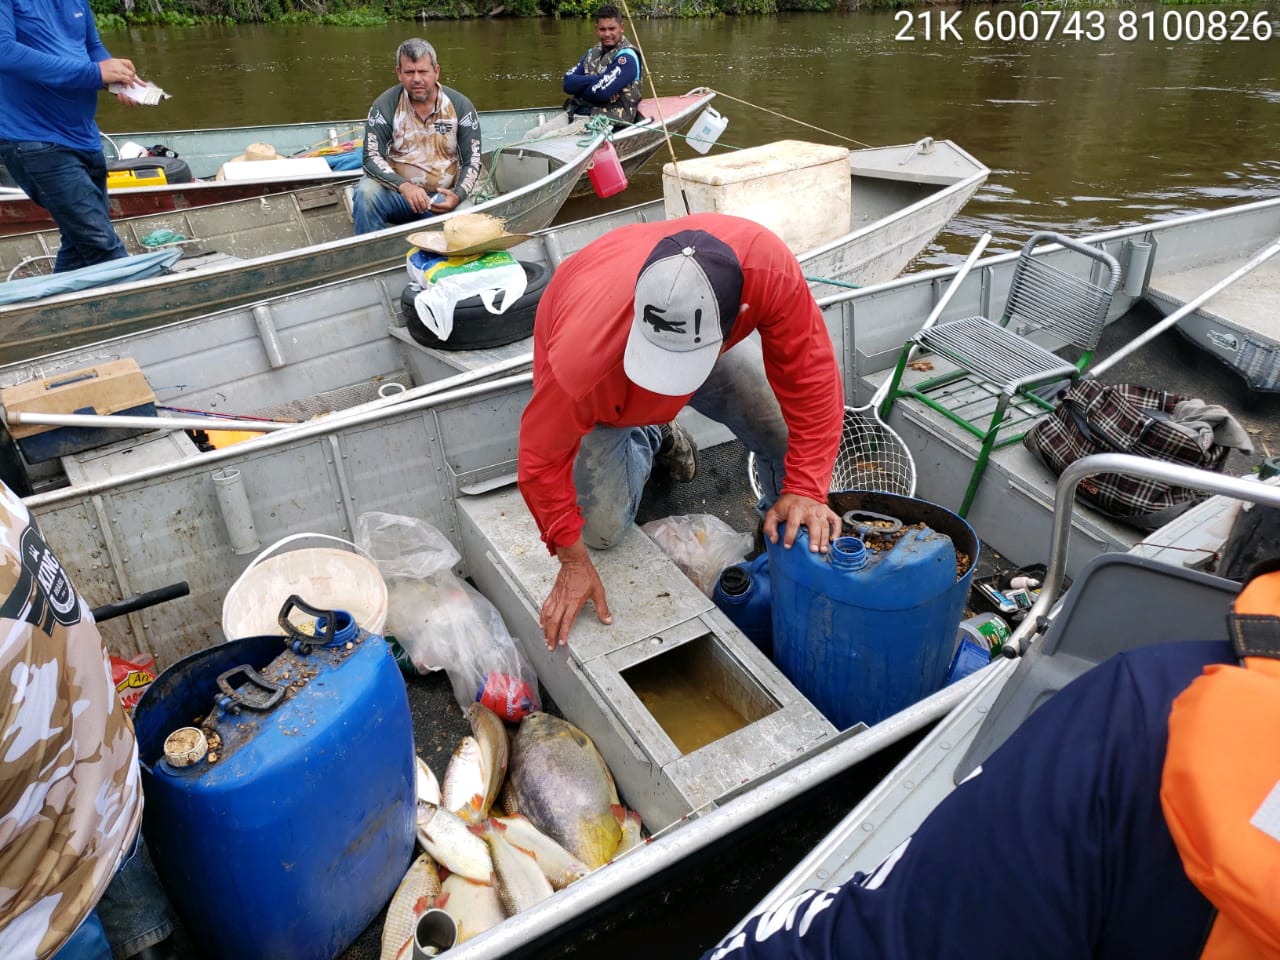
[704,640,1231,960]
[561,4,643,124]
[0,0,145,271]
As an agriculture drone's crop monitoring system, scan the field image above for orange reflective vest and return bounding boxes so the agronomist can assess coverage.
[1161,565,1280,959]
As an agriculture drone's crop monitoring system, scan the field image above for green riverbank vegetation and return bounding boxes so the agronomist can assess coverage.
[89,0,1003,28]
[91,0,1210,28]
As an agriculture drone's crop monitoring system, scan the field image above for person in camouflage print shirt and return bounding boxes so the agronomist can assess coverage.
[352,37,483,235]
[0,481,142,959]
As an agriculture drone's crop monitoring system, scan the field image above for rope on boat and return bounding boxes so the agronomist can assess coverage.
[616,0,691,213]
[706,89,875,149]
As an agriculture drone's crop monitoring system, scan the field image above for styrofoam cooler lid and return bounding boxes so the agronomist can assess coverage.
[221,534,388,640]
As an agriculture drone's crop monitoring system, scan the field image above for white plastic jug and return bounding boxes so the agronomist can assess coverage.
[686,107,728,154]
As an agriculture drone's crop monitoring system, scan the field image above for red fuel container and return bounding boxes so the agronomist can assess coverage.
[588,140,628,198]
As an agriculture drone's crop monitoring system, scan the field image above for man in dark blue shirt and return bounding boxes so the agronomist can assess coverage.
[705,639,1234,960]
[562,4,642,124]
[0,0,143,271]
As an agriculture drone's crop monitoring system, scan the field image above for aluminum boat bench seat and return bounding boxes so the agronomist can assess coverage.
[1147,251,1280,390]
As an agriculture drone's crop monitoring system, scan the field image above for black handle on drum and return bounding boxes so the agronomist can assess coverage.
[841,510,904,538]
[277,594,338,648]
[92,581,190,623]
[215,664,285,714]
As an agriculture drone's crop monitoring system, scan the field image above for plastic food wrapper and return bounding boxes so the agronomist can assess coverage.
[641,514,752,597]
[108,80,170,106]
[356,511,540,721]
[110,653,156,714]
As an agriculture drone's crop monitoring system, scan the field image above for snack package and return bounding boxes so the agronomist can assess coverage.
[111,653,157,714]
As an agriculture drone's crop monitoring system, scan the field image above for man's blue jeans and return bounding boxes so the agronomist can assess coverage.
[575,333,789,549]
[0,140,127,272]
[351,176,439,234]
[53,830,175,960]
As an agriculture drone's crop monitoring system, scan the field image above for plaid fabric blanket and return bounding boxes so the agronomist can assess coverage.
[1024,380,1232,528]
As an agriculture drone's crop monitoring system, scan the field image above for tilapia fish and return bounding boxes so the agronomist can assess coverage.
[442,736,488,824]
[478,820,554,917]
[416,800,492,882]
[467,701,509,819]
[490,814,590,889]
[434,873,505,944]
[507,712,623,870]
[380,852,441,960]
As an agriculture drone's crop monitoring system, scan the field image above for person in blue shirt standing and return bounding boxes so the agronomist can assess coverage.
[0,0,146,272]
[562,4,643,125]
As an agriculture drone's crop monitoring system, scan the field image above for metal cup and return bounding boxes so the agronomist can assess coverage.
[411,908,458,958]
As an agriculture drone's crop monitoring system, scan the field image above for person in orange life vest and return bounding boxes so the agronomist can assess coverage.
[703,564,1280,960]
[517,213,845,649]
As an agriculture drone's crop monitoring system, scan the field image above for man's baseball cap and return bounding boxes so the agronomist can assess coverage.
[623,229,745,397]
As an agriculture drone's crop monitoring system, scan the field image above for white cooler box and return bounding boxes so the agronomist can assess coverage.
[662,140,851,253]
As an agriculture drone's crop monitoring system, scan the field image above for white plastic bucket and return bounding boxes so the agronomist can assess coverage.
[221,533,388,641]
[686,107,728,154]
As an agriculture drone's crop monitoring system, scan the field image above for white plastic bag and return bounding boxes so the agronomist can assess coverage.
[640,514,752,597]
[356,512,540,721]
[407,249,527,342]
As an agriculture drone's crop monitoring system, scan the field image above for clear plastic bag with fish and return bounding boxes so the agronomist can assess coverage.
[357,511,540,721]
[640,513,752,597]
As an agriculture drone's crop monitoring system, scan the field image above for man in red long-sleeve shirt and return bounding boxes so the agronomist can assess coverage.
[517,214,845,648]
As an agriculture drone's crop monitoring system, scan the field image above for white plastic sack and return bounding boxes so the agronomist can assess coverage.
[641,513,752,597]
[407,249,527,342]
[356,511,541,721]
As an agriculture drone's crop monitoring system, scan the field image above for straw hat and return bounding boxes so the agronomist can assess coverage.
[408,214,532,257]
[230,142,280,163]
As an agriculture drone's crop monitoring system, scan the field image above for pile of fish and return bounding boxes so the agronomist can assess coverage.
[381,704,645,958]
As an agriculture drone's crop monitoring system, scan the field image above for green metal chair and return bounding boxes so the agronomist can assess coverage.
[880,231,1122,517]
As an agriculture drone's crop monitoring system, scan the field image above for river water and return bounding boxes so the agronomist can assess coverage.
[98,4,1280,264]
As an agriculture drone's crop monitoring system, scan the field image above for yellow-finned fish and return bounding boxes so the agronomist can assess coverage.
[380,852,441,960]
[467,702,509,820]
[416,800,492,882]
[490,814,590,890]
[478,820,555,917]
[507,712,623,870]
[433,873,505,944]
[612,807,645,859]
[442,735,488,824]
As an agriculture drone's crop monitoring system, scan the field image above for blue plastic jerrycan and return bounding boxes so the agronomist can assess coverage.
[713,552,773,656]
[766,493,977,730]
[132,596,416,960]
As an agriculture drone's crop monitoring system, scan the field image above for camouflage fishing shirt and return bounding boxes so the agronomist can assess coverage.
[361,83,483,201]
[0,485,142,959]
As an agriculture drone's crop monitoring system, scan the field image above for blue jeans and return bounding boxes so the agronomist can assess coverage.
[95,832,174,959]
[52,912,111,960]
[52,830,175,960]
[0,140,127,272]
[576,333,789,549]
[351,176,439,234]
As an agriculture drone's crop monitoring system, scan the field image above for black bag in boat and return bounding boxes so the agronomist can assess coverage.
[1023,379,1247,531]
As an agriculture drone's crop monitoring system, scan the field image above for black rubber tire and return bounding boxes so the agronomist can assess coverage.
[402,259,551,351]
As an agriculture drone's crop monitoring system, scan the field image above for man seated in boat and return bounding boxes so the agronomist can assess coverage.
[561,4,643,125]
[517,213,845,649]
[351,38,483,235]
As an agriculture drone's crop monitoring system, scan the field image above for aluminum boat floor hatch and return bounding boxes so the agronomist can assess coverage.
[456,486,837,831]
